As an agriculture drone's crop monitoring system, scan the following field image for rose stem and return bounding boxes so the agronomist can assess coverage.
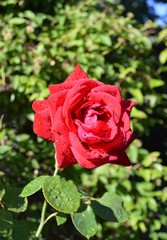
[35,200,47,238]
[35,155,59,237]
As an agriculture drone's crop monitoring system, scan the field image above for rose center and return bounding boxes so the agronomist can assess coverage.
[74,103,115,144]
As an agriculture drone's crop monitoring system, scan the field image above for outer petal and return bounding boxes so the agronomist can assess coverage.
[122,100,136,112]
[32,100,54,142]
[49,65,89,94]
[32,99,48,112]
[69,132,130,168]
[49,82,74,95]
[121,111,131,133]
[65,65,89,83]
[90,129,125,153]
[69,132,109,169]
[121,100,135,133]
[125,131,136,148]
[47,90,68,125]
[109,151,131,166]
[54,107,77,168]
[92,85,122,102]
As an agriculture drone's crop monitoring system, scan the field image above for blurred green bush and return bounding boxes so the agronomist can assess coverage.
[0,0,167,239]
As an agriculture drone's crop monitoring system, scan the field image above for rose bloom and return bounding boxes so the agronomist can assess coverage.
[32,65,136,169]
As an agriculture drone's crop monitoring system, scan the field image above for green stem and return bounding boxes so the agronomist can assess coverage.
[35,152,59,238]
[53,157,59,176]
[35,200,47,238]
[44,212,58,224]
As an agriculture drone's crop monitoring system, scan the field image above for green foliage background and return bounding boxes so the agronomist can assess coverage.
[0,0,167,239]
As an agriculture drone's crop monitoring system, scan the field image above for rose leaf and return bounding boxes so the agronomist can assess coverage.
[56,212,67,226]
[71,204,97,239]
[43,176,80,214]
[91,192,129,223]
[20,175,49,198]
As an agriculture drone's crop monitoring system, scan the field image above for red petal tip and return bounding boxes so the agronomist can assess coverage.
[65,65,89,82]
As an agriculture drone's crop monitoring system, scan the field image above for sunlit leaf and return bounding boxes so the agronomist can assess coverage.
[159,49,167,64]
[56,212,67,226]
[20,175,49,197]
[43,176,80,214]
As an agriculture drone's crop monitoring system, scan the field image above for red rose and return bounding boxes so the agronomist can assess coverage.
[32,65,136,169]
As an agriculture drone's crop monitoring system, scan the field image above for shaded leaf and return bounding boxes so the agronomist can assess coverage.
[12,220,32,240]
[3,187,27,213]
[91,192,129,223]
[72,204,97,239]
[0,209,13,231]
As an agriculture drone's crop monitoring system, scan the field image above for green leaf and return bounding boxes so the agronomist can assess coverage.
[12,220,30,240]
[91,192,129,223]
[100,35,112,46]
[9,17,25,25]
[43,176,80,214]
[159,49,167,64]
[20,175,49,197]
[23,10,36,20]
[72,204,97,239]
[150,78,165,88]
[0,178,5,199]
[56,212,67,226]
[129,88,143,104]
[0,145,12,154]
[0,209,13,231]
[3,187,27,213]
[1,0,17,6]
[131,107,147,119]
[159,28,167,41]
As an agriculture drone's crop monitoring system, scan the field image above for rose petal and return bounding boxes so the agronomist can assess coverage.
[54,107,77,168]
[65,65,89,83]
[47,90,67,125]
[49,82,74,94]
[88,92,122,123]
[63,91,85,132]
[62,80,101,131]
[121,111,131,132]
[91,129,124,153]
[32,99,48,112]
[92,85,122,102]
[121,100,135,132]
[122,100,136,112]
[125,131,136,148]
[33,110,54,142]
[49,65,90,94]
[69,132,109,169]
[75,119,112,144]
[32,100,54,142]
[109,151,131,166]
